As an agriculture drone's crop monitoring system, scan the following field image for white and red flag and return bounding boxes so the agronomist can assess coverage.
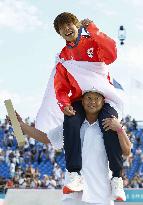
[36,59,124,135]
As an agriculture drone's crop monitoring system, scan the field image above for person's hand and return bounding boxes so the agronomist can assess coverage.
[15,111,23,123]
[6,111,23,125]
[80,18,93,28]
[63,105,76,116]
[102,115,122,132]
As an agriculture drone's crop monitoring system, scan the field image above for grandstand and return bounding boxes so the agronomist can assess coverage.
[0,115,143,189]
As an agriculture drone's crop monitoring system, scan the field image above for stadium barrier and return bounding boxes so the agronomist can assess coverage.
[1,189,143,205]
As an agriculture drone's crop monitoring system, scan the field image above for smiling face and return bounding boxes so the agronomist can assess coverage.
[82,92,105,115]
[59,22,79,42]
[54,12,80,42]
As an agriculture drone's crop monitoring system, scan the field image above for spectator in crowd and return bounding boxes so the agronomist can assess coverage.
[0,149,5,162]
[0,177,7,194]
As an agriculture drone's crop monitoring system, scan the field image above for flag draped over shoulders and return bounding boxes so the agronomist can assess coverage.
[36,59,124,134]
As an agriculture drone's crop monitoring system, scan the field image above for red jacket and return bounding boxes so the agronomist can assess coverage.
[54,22,117,111]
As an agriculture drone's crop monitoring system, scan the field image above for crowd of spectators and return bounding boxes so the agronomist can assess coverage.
[0,115,143,190]
[122,116,143,188]
[0,118,64,189]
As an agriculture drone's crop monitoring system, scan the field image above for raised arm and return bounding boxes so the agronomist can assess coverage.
[7,112,50,145]
[102,116,131,156]
[20,121,50,145]
[81,19,117,65]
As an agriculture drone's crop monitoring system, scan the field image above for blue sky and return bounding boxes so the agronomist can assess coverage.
[0,0,143,121]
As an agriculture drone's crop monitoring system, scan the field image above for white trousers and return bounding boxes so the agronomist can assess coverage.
[62,198,114,205]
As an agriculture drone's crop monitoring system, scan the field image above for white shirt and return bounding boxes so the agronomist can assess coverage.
[10,163,15,173]
[48,120,113,205]
[29,137,35,145]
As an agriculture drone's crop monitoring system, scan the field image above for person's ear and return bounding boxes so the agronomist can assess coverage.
[81,97,84,106]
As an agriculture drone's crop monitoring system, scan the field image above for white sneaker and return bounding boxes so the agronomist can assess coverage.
[111,177,126,201]
[63,172,83,194]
